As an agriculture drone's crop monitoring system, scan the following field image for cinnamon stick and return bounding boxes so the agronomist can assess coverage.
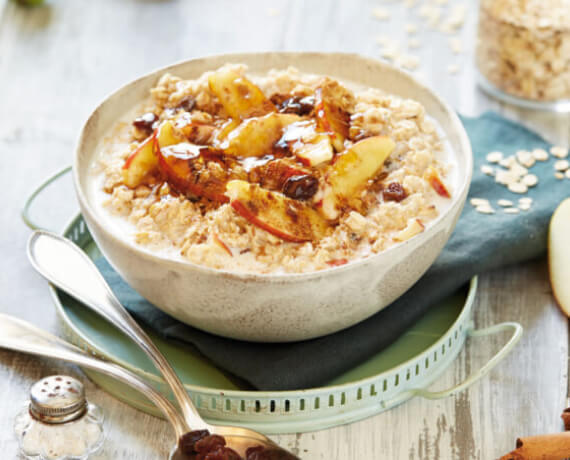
[561,408,570,431]
[499,432,570,460]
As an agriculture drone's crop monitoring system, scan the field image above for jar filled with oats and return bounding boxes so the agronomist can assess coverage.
[476,0,570,111]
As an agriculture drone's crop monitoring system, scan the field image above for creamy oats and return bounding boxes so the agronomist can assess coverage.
[90,65,455,274]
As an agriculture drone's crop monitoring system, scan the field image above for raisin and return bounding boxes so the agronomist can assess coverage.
[133,112,158,134]
[177,95,196,112]
[246,446,299,460]
[179,430,211,454]
[270,94,315,116]
[382,182,408,202]
[282,175,319,200]
[203,446,242,460]
[195,435,226,453]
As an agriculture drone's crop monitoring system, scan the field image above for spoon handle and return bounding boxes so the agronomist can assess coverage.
[27,230,205,430]
[0,313,188,437]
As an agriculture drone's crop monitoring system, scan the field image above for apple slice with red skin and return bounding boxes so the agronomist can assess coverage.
[318,135,396,220]
[315,86,350,152]
[425,166,451,198]
[122,131,158,188]
[155,120,235,203]
[208,69,275,119]
[226,180,329,243]
[548,198,570,317]
[157,145,233,204]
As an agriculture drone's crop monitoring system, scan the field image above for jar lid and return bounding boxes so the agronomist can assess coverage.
[29,375,87,424]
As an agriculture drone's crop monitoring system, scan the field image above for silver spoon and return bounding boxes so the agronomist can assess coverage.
[27,230,299,459]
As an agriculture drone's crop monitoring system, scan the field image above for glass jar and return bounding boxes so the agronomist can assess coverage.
[14,375,105,460]
[476,0,570,111]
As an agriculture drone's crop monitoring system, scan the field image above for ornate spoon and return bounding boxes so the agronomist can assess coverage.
[27,230,299,459]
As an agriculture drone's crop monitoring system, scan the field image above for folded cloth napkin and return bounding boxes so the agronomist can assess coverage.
[94,111,569,391]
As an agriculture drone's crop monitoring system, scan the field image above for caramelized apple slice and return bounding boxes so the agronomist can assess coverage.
[425,166,451,198]
[222,113,300,158]
[319,136,395,220]
[122,132,157,188]
[157,144,232,204]
[315,83,351,152]
[292,135,334,166]
[226,180,329,242]
[208,69,275,119]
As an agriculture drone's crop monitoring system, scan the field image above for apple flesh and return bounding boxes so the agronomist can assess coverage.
[222,113,300,157]
[122,132,158,188]
[315,85,350,152]
[319,136,396,220]
[292,135,333,167]
[208,68,275,119]
[548,198,570,317]
[225,180,329,242]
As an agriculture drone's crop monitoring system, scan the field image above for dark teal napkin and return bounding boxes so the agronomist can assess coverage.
[94,111,569,390]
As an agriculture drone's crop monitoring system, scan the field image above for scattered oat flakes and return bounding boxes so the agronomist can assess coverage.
[495,170,517,185]
[405,23,418,34]
[566,169,570,179]
[508,182,528,194]
[510,163,528,178]
[470,198,490,207]
[519,203,531,211]
[408,38,421,49]
[504,207,520,214]
[519,197,533,205]
[499,156,516,168]
[476,205,495,214]
[532,148,549,161]
[522,174,538,187]
[554,160,569,171]
[447,64,459,75]
[372,7,390,20]
[381,45,400,61]
[498,199,514,207]
[555,172,564,179]
[481,165,494,176]
[516,150,535,168]
[449,37,463,54]
[486,151,503,163]
[550,146,569,158]
[397,54,421,70]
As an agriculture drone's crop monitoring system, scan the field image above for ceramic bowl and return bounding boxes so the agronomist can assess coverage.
[73,52,473,342]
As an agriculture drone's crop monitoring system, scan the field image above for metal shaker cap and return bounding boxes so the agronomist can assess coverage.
[29,375,87,424]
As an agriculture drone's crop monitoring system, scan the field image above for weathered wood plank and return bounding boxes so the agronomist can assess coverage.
[0,0,567,459]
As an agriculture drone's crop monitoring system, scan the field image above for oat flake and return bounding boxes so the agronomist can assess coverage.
[498,199,514,207]
[504,207,520,214]
[554,160,569,171]
[508,182,528,194]
[532,148,549,161]
[486,151,503,163]
[522,174,538,187]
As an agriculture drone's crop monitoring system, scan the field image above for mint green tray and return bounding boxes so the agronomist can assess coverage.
[48,213,522,434]
[25,167,522,434]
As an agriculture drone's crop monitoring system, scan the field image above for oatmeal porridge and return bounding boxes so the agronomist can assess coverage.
[90,64,455,274]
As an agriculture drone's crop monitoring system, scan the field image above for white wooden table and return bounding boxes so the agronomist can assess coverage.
[1,0,569,458]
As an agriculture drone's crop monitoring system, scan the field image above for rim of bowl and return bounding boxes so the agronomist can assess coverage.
[73,51,473,283]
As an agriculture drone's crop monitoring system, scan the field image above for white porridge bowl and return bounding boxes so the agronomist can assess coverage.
[74,52,473,342]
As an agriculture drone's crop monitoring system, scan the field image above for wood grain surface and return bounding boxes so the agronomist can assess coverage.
[0,0,569,458]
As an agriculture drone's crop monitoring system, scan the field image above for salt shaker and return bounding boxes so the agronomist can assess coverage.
[14,375,105,460]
